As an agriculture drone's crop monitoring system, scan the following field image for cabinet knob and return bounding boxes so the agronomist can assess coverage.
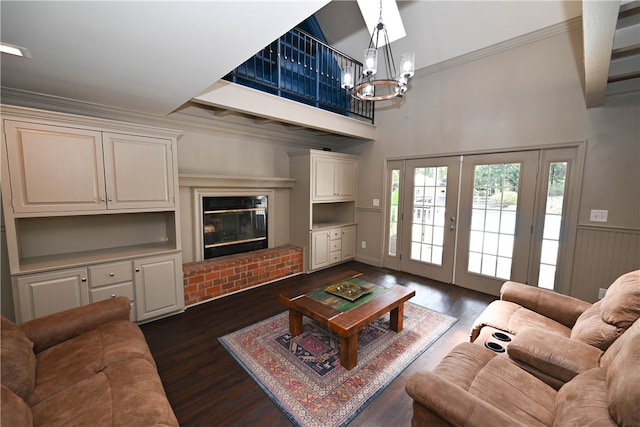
[111,294,117,298]
[100,197,105,202]
[109,272,115,277]
[108,198,113,202]
[135,268,140,273]
[81,277,87,282]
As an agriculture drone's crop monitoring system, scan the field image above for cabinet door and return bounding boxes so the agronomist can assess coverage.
[335,161,357,198]
[341,226,357,260]
[134,253,184,321]
[312,158,336,201]
[4,121,106,213]
[103,133,175,209]
[13,268,89,322]
[310,231,331,270]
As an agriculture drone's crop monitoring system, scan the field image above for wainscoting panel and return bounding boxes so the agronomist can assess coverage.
[570,227,640,302]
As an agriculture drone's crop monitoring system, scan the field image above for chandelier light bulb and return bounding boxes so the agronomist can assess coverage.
[341,65,354,89]
[400,52,415,78]
[363,48,378,75]
[363,83,374,97]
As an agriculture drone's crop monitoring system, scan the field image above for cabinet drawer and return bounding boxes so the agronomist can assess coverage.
[329,251,342,263]
[329,228,341,240]
[330,239,342,252]
[89,261,133,287]
[90,282,134,302]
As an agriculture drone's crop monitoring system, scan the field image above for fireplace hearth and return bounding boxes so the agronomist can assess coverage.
[202,196,268,259]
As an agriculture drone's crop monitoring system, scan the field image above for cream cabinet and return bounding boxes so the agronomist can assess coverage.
[341,225,357,260]
[310,229,332,270]
[3,121,174,214]
[312,155,357,202]
[134,253,184,322]
[13,268,90,323]
[89,261,136,321]
[2,106,184,323]
[289,149,358,272]
[309,225,357,271]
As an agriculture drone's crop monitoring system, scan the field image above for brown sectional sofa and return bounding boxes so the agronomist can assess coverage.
[1,296,178,426]
[406,319,640,426]
[406,270,640,426]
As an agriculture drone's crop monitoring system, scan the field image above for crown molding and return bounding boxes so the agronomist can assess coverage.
[416,17,583,79]
[0,87,357,150]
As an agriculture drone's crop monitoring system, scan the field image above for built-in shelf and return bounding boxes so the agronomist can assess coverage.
[18,243,180,274]
[311,221,357,230]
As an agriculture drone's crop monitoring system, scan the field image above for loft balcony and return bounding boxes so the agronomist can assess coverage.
[191,24,376,141]
[224,27,374,124]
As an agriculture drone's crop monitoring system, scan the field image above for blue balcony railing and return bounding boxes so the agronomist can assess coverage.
[224,28,374,124]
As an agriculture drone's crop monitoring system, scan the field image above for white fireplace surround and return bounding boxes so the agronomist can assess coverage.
[180,174,296,263]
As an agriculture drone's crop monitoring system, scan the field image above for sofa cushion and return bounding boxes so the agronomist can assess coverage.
[600,270,640,329]
[571,302,623,351]
[435,343,555,427]
[554,368,615,427]
[1,316,37,401]
[28,320,156,406]
[31,357,178,426]
[606,320,640,426]
[1,384,33,426]
[470,300,571,342]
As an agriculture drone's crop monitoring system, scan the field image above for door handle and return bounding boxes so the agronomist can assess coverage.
[449,225,456,231]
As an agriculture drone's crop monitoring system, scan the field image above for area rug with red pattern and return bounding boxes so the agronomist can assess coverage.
[219,301,456,427]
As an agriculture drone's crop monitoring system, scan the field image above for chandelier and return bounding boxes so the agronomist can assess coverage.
[341,1,415,101]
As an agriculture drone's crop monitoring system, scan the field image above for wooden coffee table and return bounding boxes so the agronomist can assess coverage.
[279,284,415,370]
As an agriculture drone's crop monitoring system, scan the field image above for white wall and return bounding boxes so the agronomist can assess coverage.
[344,27,639,298]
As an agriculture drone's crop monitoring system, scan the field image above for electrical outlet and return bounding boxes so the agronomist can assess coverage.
[598,288,607,300]
[590,209,608,222]
[361,241,366,249]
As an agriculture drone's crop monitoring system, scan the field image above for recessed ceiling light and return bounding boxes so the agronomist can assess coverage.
[356,0,406,47]
[0,42,31,58]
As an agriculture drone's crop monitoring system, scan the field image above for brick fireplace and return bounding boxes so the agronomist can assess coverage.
[179,174,300,307]
[182,245,303,306]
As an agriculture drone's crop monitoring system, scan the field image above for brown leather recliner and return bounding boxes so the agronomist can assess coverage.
[471,270,640,346]
[469,270,640,388]
[471,270,640,389]
[405,319,640,427]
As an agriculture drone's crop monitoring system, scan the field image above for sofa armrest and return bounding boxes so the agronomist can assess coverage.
[507,327,603,383]
[18,296,131,353]
[500,281,591,328]
[405,370,525,427]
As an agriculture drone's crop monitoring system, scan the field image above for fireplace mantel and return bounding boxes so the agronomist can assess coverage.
[179,174,296,189]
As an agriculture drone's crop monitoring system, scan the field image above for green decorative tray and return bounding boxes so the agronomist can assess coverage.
[325,280,374,301]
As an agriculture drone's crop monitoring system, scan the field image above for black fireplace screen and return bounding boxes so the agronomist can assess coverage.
[202,196,267,259]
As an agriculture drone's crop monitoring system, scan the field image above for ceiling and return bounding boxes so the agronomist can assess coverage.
[1,1,636,119]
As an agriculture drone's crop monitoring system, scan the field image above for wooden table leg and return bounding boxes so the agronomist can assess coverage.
[389,303,405,332]
[340,333,358,370]
[289,309,303,336]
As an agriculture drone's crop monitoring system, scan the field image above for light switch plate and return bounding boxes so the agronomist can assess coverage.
[372,198,380,207]
[590,209,608,222]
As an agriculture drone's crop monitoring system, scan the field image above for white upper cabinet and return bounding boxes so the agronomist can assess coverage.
[311,154,357,202]
[3,121,175,214]
[4,121,106,213]
[103,132,174,210]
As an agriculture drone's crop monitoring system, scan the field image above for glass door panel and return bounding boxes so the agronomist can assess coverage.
[399,157,460,283]
[384,160,405,269]
[455,151,539,295]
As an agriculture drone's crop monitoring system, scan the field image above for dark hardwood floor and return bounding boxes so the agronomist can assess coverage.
[141,261,496,426]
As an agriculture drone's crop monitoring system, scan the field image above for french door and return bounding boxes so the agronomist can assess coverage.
[384,157,460,283]
[384,147,581,295]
